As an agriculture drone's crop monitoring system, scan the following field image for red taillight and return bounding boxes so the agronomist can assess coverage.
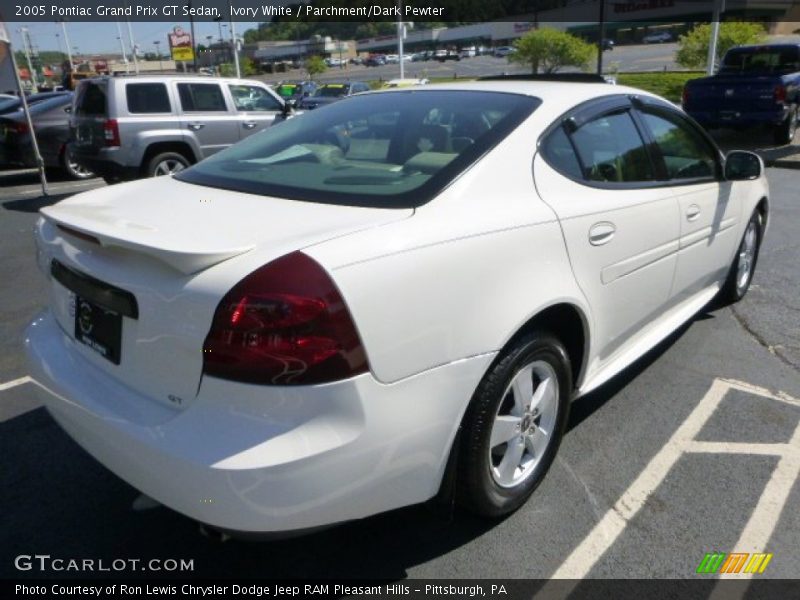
[11,121,29,134]
[203,252,368,385]
[774,84,787,104]
[681,86,690,107]
[103,119,120,146]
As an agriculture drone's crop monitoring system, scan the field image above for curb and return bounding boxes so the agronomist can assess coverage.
[766,157,800,170]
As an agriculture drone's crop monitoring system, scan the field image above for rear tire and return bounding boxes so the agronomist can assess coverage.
[457,332,571,518]
[146,152,190,177]
[718,210,763,305]
[773,106,797,146]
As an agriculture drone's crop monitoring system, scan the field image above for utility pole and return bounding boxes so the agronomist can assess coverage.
[126,18,139,74]
[60,20,74,68]
[188,0,198,72]
[116,21,130,73]
[228,0,241,78]
[707,0,726,75]
[596,0,606,75]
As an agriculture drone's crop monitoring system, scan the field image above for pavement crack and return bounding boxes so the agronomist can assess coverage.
[558,455,607,524]
[730,306,798,372]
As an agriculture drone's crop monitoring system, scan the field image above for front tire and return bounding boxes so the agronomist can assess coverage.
[457,332,572,517]
[718,210,763,305]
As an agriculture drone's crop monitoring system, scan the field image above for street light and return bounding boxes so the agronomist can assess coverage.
[153,40,163,72]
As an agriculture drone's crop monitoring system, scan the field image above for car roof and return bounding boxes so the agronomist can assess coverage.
[81,75,267,86]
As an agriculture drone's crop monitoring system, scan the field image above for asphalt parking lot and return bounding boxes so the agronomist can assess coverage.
[0,165,798,581]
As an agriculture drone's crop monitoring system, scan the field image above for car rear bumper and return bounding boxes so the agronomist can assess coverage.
[69,145,139,181]
[25,310,494,533]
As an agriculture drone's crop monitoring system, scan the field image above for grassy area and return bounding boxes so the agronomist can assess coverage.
[616,71,705,103]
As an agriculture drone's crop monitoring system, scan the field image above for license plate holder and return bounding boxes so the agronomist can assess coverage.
[74,295,122,364]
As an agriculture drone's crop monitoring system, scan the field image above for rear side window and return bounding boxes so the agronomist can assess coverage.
[178,83,227,112]
[126,83,171,113]
[75,82,107,116]
[572,111,654,183]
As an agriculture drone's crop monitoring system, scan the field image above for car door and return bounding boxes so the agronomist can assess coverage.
[534,97,681,363]
[633,101,740,302]
[227,83,285,140]
[176,81,240,157]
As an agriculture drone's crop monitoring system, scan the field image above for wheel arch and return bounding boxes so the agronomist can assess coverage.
[140,141,197,175]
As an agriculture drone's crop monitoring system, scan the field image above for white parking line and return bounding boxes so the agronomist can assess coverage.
[539,377,799,589]
[0,375,32,391]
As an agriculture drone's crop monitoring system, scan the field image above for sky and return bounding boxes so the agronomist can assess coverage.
[10,20,259,57]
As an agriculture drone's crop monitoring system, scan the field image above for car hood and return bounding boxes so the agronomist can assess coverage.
[40,176,413,275]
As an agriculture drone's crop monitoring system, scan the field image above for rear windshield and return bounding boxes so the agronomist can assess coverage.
[75,82,107,116]
[721,46,800,73]
[175,90,539,208]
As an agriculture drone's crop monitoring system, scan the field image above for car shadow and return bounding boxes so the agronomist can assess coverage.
[3,308,724,580]
[2,193,73,213]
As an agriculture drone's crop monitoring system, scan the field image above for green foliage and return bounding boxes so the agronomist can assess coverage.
[218,57,258,77]
[676,22,766,69]
[509,28,595,74]
[305,55,327,80]
[616,71,704,102]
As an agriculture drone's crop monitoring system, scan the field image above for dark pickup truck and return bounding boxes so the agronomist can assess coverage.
[682,44,800,145]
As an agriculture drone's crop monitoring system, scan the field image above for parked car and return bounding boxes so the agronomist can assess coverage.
[385,54,400,64]
[435,49,460,62]
[0,91,72,116]
[381,78,429,88]
[297,81,371,109]
[68,75,289,183]
[494,46,516,58]
[0,92,93,179]
[682,43,800,145]
[365,54,387,67]
[350,56,364,66]
[459,47,477,59]
[27,81,768,536]
[601,38,615,51]
[642,31,673,44]
[274,80,317,107]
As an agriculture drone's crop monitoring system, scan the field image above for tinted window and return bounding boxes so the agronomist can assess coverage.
[541,126,582,179]
[640,110,717,180]
[228,85,282,112]
[722,46,800,73]
[75,82,107,116]
[178,83,227,112]
[126,83,171,113]
[572,111,654,183]
[176,90,540,208]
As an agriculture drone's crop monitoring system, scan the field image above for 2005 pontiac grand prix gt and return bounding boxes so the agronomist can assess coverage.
[26,81,768,535]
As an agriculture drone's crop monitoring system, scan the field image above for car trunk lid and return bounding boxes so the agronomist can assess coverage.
[38,176,412,410]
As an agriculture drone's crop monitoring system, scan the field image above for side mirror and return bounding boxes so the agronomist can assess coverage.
[281,102,293,117]
[64,106,72,113]
[725,150,761,180]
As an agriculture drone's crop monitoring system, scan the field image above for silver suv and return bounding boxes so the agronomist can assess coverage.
[69,75,289,182]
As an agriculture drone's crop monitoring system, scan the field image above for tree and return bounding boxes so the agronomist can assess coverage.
[676,22,766,70]
[509,28,595,74]
[305,55,327,80]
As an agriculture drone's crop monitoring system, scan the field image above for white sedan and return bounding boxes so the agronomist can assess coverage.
[26,81,768,535]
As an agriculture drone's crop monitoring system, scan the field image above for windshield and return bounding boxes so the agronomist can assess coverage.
[721,47,800,73]
[314,84,349,98]
[176,90,539,208]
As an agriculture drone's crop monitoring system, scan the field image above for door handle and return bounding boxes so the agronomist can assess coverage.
[187,122,205,131]
[589,222,616,246]
[242,121,258,129]
[686,204,701,222]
